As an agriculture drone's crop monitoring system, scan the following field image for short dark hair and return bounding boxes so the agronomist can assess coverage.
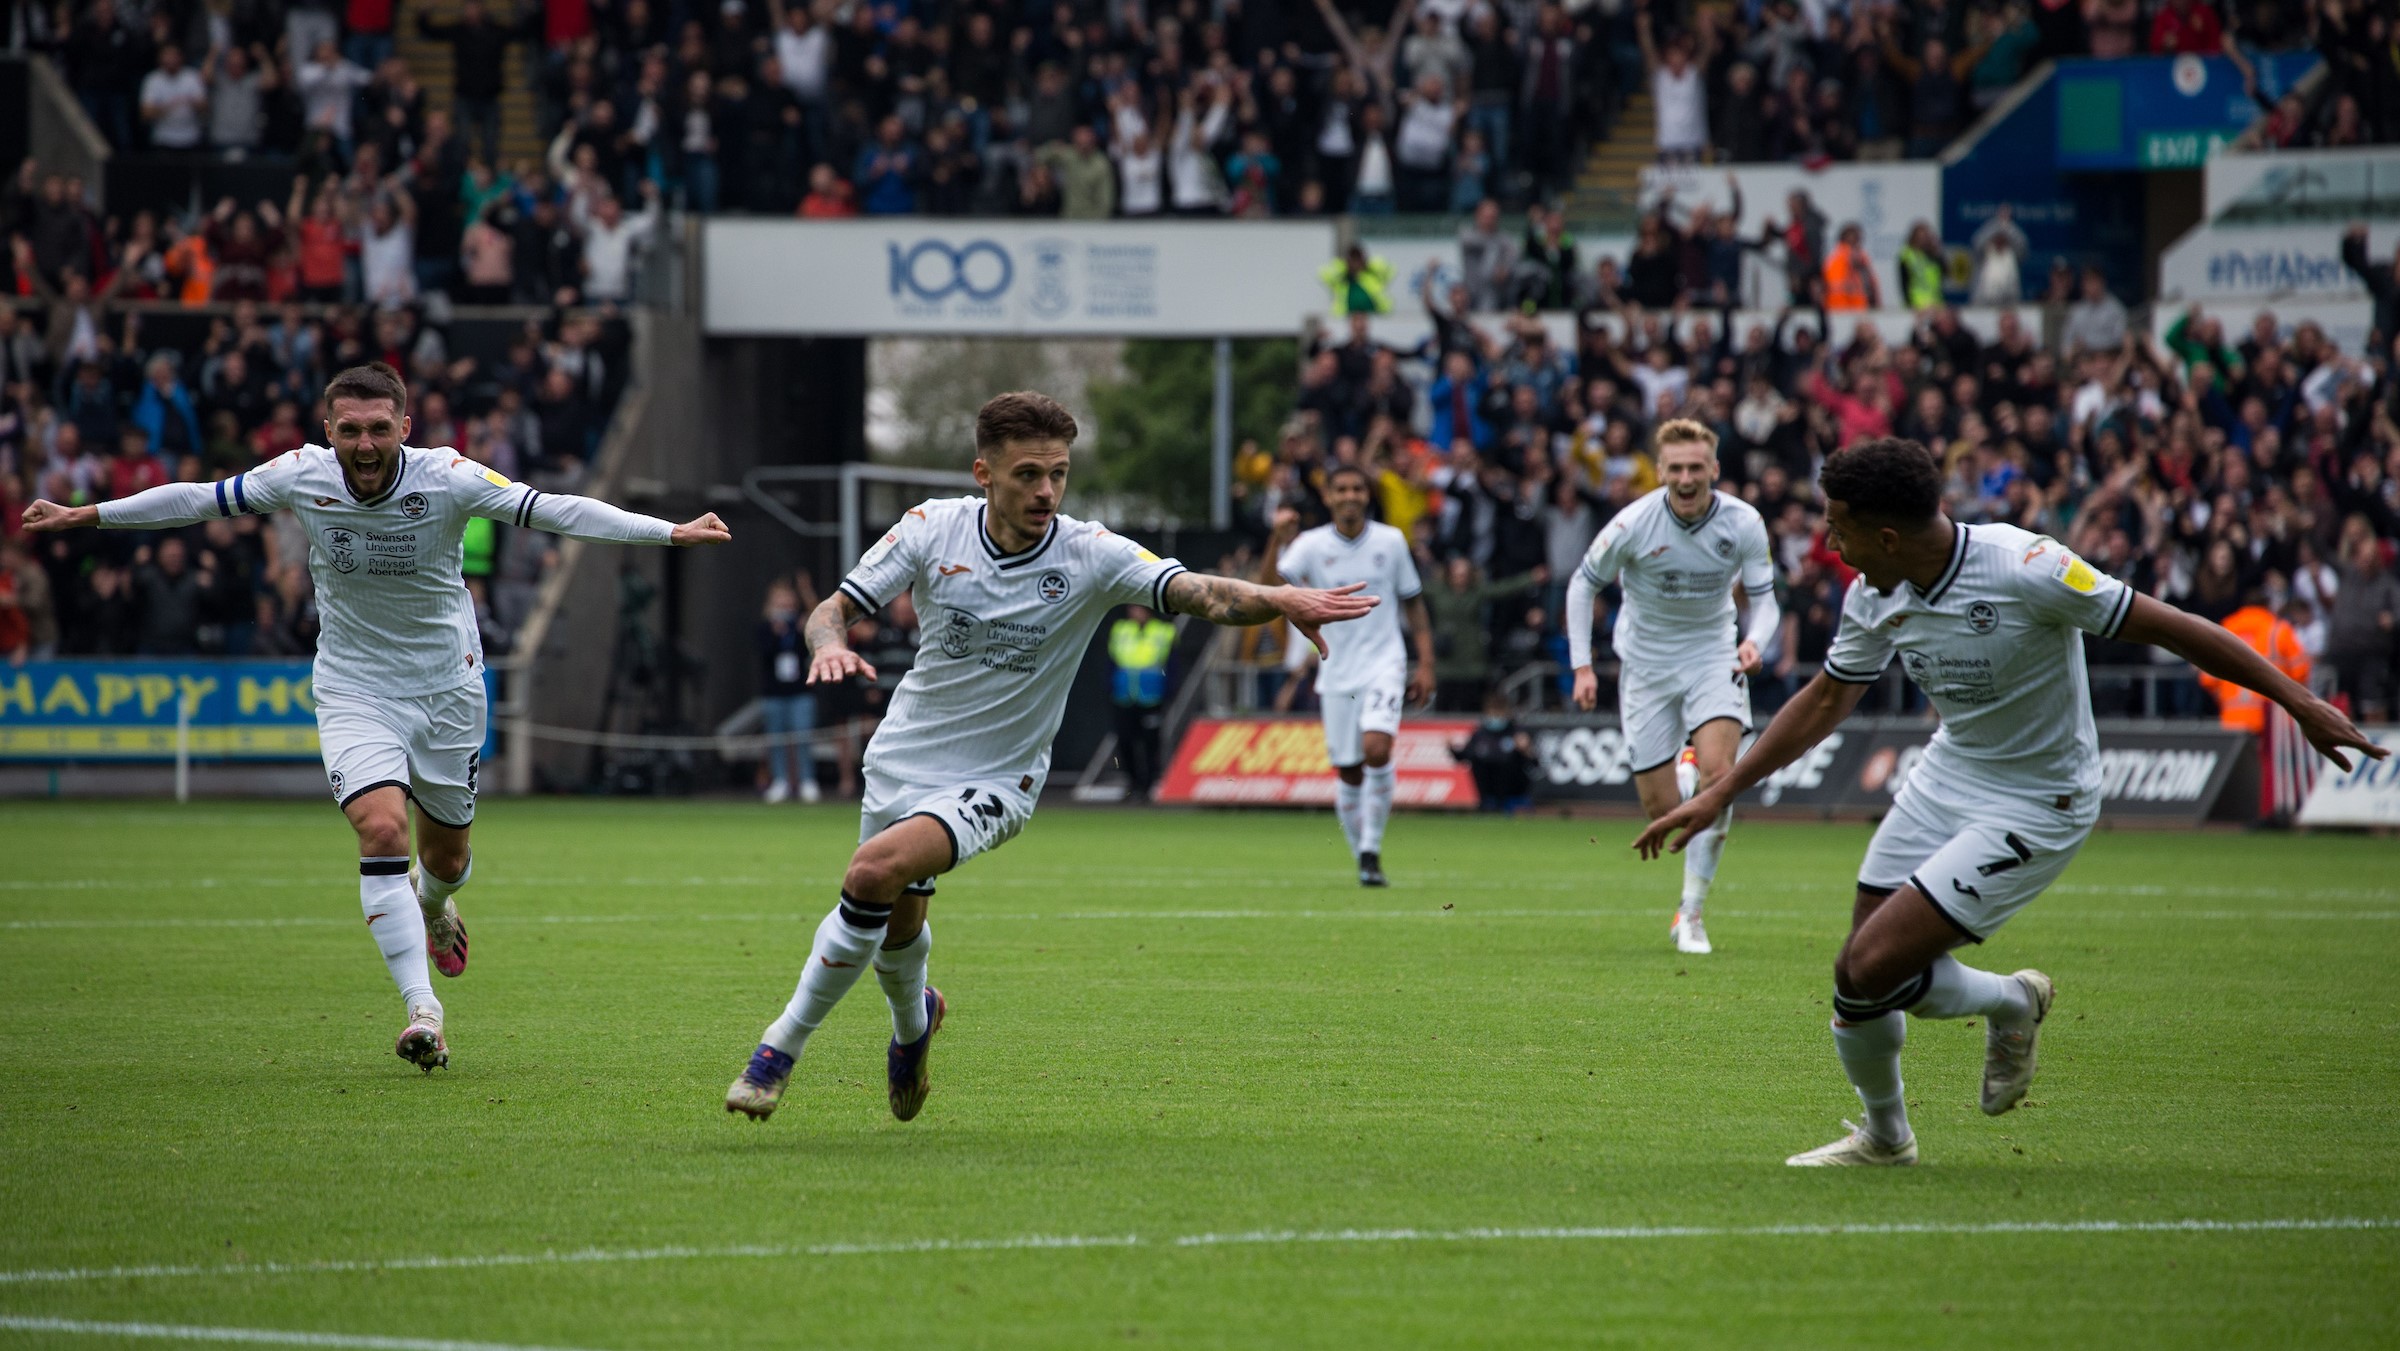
[323,362,409,417]
[1326,463,1373,490]
[1819,437,1942,527]
[974,391,1078,453]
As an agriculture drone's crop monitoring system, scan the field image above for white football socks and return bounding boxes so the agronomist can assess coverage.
[876,923,932,1043]
[1334,778,1363,853]
[1358,762,1396,855]
[417,850,470,906]
[1831,1013,1911,1146]
[1680,804,1731,915]
[1911,954,2033,1024]
[361,858,436,1014]
[761,895,885,1056]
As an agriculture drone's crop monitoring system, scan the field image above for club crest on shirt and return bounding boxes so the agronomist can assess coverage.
[1037,570,1070,604]
[327,769,345,797]
[323,527,359,573]
[400,492,429,520]
[1714,537,1735,559]
[939,610,977,659]
[1967,600,2000,634]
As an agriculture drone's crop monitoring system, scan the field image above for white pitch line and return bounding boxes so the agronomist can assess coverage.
[0,1218,2388,1288]
[14,905,2400,933]
[0,1315,601,1351]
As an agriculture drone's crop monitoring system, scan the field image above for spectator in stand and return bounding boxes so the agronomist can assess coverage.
[575,183,661,305]
[2151,0,2226,53]
[67,0,144,150]
[757,577,821,803]
[855,116,922,216]
[2061,266,2129,356]
[1822,224,1880,311]
[1638,8,1713,166]
[2328,530,2400,720]
[797,164,857,218]
[295,39,374,151]
[140,44,211,152]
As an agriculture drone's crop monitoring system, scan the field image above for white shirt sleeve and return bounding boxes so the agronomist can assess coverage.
[2012,537,2136,639]
[1565,518,1633,669]
[99,452,299,527]
[838,502,934,615]
[1394,536,1424,601]
[1737,516,1780,652]
[1276,534,1312,587]
[1090,527,1187,612]
[1821,578,1894,683]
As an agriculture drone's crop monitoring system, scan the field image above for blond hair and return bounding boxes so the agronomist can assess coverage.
[1653,418,1718,455]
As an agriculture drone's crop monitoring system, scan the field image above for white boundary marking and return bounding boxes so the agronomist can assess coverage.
[0,1218,2388,1287]
[0,1315,599,1351]
[9,904,2400,933]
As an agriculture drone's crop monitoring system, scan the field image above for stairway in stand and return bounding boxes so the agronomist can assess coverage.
[395,0,545,174]
[1563,90,1654,224]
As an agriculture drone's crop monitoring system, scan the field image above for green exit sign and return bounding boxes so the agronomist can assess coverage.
[2138,131,2230,168]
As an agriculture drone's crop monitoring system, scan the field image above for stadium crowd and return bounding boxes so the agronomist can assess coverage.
[1245,235,2400,726]
[28,0,2382,228]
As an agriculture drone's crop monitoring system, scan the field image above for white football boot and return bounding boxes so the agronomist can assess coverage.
[1981,969,2055,1115]
[1786,1121,1918,1167]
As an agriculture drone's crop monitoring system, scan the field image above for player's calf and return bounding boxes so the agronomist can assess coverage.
[412,849,471,979]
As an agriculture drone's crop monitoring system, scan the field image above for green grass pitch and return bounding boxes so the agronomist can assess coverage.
[2,800,2396,1349]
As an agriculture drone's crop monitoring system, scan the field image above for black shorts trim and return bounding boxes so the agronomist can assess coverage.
[1689,714,1748,738]
[1628,751,1682,776]
[1908,873,1985,944]
[898,809,961,873]
[837,579,882,616]
[338,778,413,810]
[1822,659,1886,685]
[413,802,474,831]
[1855,882,1899,899]
[902,882,938,897]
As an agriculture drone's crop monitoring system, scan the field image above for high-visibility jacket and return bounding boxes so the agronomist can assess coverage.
[1109,616,1175,707]
[1823,244,1875,310]
[462,515,496,578]
[2198,604,2309,734]
[1318,255,1395,316]
[1898,244,1944,310]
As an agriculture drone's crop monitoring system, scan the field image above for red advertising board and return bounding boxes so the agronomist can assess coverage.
[1156,717,1482,809]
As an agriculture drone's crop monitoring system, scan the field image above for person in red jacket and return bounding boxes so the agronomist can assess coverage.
[2150,0,2223,53]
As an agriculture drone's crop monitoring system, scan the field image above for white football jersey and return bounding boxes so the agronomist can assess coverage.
[1575,488,1775,671]
[1823,522,2134,798]
[1276,520,1422,694]
[839,497,1185,791]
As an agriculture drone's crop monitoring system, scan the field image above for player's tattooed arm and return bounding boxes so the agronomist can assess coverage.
[804,591,878,685]
[1163,572,1377,656]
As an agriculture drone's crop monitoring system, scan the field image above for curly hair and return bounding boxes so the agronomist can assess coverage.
[1819,437,1942,527]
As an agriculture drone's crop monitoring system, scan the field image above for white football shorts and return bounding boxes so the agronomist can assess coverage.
[1858,767,2098,941]
[1619,658,1751,775]
[860,763,1038,897]
[317,682,484,828]
[1319,673,1405,768]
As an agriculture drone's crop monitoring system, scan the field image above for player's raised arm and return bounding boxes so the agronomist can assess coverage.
[2115,592,2386,771]
[24,471,277,532]
[1161,570,1376,657]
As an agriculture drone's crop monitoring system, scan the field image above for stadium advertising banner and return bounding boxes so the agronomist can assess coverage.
[1156,716,1480,809]
[1525,715,2251,823]
[0,660,319,761]
[2157,221,2400,303]
[2296,728,2400,827]
[703,219,1337,337]
[2051,54,2319,171]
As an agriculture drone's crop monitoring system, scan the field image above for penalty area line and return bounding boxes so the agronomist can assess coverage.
[0,1218,2389,1287]
[0,1314,601,1351]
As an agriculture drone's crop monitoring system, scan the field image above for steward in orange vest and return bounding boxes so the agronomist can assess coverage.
[1822,225,1880,310]
[2198,597,2310,734]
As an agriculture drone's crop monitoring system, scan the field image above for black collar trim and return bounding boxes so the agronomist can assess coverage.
[978,504,1059,569]
[1671,493,1720,532]
[1923,523,1969,604]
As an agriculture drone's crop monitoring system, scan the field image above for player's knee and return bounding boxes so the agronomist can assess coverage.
[420,838,469,882]
[351,812,409,860]
[1362,747,1392,769]
[1336,764,1365,786]
[842,851,906,906]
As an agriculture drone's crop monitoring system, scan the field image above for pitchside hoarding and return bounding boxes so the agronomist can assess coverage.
[1155,716,1479,809]
[2296,728,2400,827]
[704,219,1337,336]
[0,660,319,760]
[1523,715,2252,825]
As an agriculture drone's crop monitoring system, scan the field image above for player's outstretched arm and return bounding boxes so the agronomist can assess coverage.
[24,483,225,532]
[1633,672,1868,859]
[803,591,876,685]
[520,491,729,546]
[1162,572,1376,656]
[2116,592,2387,771]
